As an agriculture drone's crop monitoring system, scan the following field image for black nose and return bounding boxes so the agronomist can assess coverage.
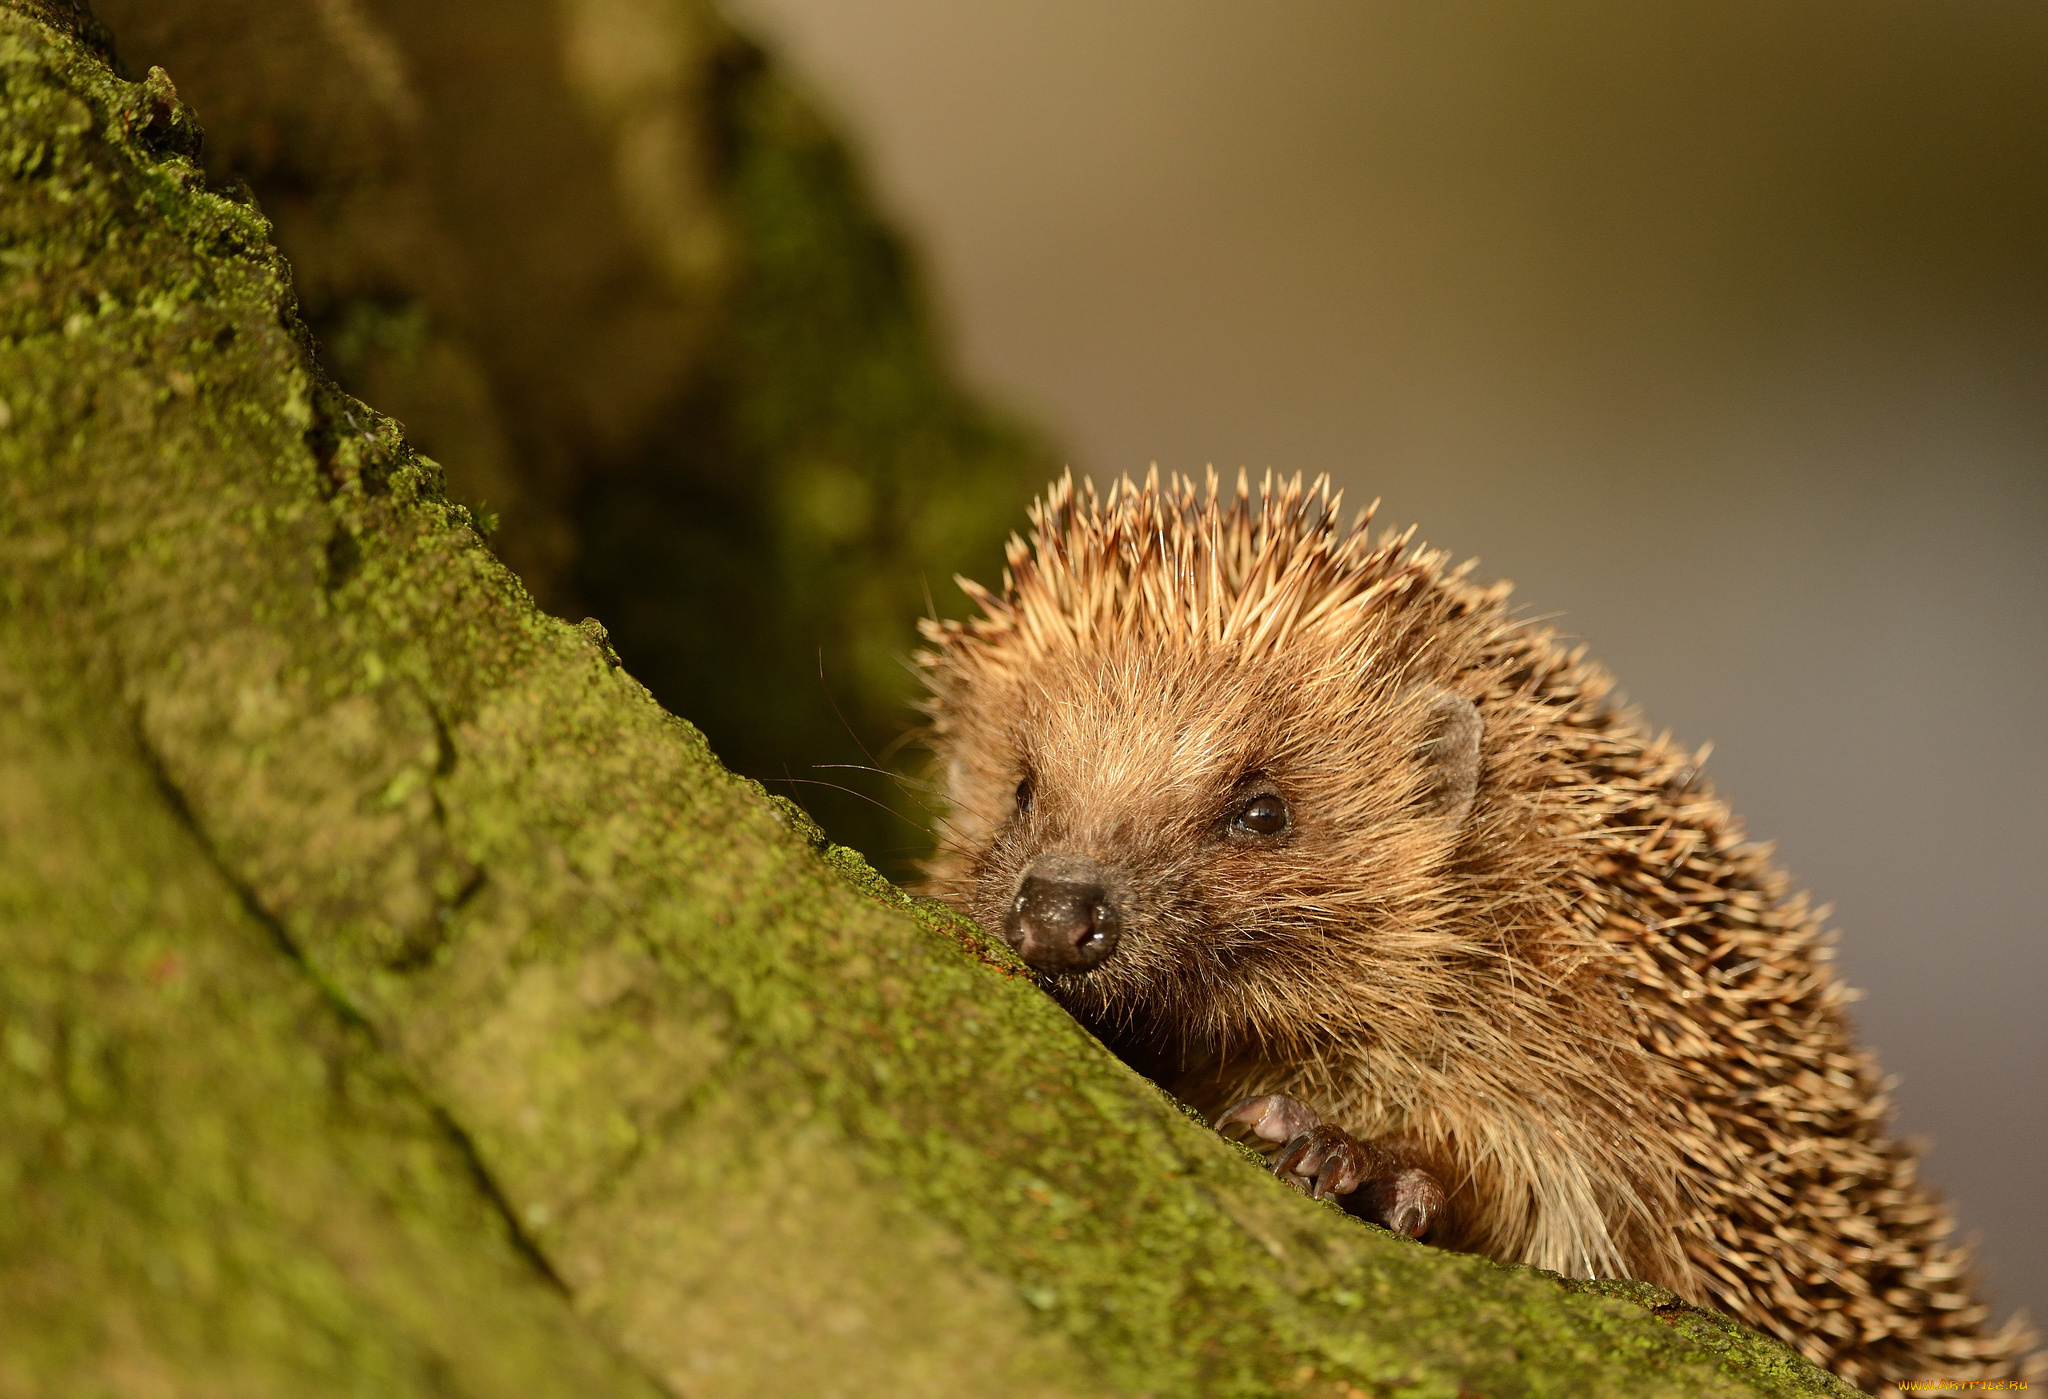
[1003,855,1122,973]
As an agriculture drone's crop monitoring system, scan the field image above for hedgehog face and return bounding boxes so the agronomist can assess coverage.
[918,469,1502,1064]
[933,643,1484,1060]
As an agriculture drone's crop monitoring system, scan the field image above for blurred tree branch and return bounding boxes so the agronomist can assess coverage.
[90,0,1055,861]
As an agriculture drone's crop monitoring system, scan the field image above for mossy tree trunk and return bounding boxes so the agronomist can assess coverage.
[0,8,1857,1396]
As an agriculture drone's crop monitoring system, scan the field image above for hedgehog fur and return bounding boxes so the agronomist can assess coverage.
[915,468,2039,1393]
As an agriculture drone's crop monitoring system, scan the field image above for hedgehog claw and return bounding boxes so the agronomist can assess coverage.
[1216,1094,1444,1235]
[1276,1125,1370,1201]
[1216,1093,1323,1149]
[1366,1165,1445,1238]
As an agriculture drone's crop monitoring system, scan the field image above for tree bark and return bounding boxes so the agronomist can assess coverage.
[0,9,1856,1396]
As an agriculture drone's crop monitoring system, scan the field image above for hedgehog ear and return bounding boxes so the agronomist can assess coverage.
[1417,690,1483,824]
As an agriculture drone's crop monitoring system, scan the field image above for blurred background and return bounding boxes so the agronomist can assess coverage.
[102,0,2044,1337]
[729,0,2048,1334]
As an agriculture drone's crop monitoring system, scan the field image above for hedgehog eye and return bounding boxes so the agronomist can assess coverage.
[1234,793,1288,836]
[1014,779,1033,815]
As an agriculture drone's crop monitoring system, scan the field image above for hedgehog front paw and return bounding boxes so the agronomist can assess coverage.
[1214,1094,1445,1236]
[1216,1094,1365,1200]
[1215,1093,1324,1151]
[1360,1163,1445,1238]
[1272,1123,1376,1202]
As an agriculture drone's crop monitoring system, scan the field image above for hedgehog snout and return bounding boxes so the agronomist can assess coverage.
[1003,853,1124,974]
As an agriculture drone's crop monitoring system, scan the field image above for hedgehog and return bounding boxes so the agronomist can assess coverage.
[913,468,2039,1393]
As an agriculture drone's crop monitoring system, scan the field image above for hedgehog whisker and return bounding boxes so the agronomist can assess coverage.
[767,776,931,833]
[809,760,952,824]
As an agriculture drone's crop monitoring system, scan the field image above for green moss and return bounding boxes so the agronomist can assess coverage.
[0,621,672,1397]
[0,7,1858,1396]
